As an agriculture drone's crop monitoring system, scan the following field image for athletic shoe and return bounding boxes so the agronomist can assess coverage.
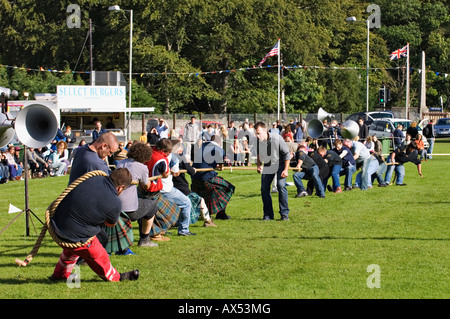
[150,234,171,241]
[203,220,217,227]
[295,191,308,198]
[333,187,342,193]
[138,237,158,247]
[119,269,140,281]
[178,232,197,236]
[115,248,136,255]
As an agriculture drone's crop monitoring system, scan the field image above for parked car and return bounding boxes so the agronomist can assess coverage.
[368,118,429,148]
[434,117,450,138]
[346,111,394,126]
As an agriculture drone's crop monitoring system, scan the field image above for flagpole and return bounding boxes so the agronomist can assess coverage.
[277,38,281,121]
[406,43,410,119]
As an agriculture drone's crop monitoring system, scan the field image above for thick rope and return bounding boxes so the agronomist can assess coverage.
[15,170,108,267]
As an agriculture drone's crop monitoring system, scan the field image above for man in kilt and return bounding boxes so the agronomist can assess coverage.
[172,142,217,227]
[143,139,182,241]
[116,142,158,247]
[191,135,235,220]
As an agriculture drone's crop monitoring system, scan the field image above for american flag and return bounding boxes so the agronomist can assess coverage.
[258,41,279,66]
[390,45,408,61]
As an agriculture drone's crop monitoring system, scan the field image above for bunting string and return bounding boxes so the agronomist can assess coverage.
[0,63,448,78]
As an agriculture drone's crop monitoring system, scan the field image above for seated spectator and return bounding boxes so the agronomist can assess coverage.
[401,134,412,147]
[372,135,383,157]
[5,145,19,180]
[64,125,77,157]
[47,144,67,176]
[92,120,106,142]
[0,150,10,182]
[113,141,128,166]
[26,147,49,178]
[13,146,24,180]
[415,134,427,161]
[147,128,159,146]
[56,141,71,174]
[125,140,133,151]
[364,136,374,152]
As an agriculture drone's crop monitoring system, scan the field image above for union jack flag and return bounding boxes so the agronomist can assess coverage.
[390,45,408,61]
[258,41,279,66]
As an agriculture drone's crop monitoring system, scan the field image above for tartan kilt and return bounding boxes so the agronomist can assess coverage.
[191,176,235,215]
[188,192,203,224]
[146,193,180,236]
[105,212,134,254]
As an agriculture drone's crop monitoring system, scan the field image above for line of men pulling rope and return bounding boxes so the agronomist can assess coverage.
[14,121,422,283]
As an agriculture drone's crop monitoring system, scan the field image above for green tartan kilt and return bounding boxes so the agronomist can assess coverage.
[105,212,134,254]
[188,192,203,224]
[144,193,180,236]
[191,176,235,215]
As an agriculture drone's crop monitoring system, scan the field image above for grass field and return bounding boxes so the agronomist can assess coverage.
[0,139,449,300]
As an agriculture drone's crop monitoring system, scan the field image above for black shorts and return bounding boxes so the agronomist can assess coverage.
[125,197,158,221]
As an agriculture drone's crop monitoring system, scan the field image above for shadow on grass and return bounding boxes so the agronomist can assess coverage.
[267,235,450,241]
[0,277,101,285]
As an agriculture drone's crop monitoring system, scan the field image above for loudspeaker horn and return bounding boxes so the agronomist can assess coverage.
[0,124,15,149]
[340,120,360,140]
[307,119,326,139]
[14,104,59,148]
[317,107,334,122]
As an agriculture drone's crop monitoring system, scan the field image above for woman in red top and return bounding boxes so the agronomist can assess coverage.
[282,124,294,142]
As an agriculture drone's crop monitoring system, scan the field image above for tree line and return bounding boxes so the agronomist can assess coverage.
[0,0,449,115]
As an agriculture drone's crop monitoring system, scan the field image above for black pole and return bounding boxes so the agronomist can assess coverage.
[24,145,30,236]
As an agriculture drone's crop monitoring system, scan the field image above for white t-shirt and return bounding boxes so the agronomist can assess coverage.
[161,153,179,193]
[116,158,149,212]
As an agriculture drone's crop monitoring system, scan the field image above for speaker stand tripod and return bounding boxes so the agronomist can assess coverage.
[0,145,44,237]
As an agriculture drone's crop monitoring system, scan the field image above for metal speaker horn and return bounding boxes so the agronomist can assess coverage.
[317,107,334,122]
[0,124,15,148]
[340,120,360,140]
[15,104,58,148]
[307,119,325,139]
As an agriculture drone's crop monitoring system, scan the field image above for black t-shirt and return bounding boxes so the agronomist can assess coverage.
[392,145,420,165]
[325,150,342,166]
[51,176,122,243]
[295,150,316,169]
[309,151,329,178]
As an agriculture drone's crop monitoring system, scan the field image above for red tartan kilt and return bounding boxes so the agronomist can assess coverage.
[191,176,235,215]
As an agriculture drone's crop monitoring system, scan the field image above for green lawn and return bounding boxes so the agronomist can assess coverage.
[0,139,449,299]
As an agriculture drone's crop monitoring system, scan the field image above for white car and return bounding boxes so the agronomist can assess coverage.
[368,118,429,148]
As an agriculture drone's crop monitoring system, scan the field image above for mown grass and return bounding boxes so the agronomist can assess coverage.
[0,139,449,299]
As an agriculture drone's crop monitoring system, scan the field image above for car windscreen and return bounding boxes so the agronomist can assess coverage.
[371,113,393,119]
[392,121,411,130]
[437,118,450,125]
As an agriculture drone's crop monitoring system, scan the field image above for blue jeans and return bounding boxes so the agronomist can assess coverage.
[384,157,406,185]
[330,164,342,190]
[162,187,192,234]
[372,162,387,185]
[293,165,324,197]
[261,164,289,219]
[49,161,66,176]
[355,156,379,188]
[427,138,434,158]
[340,165,356,188]
[355,157,371,190]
